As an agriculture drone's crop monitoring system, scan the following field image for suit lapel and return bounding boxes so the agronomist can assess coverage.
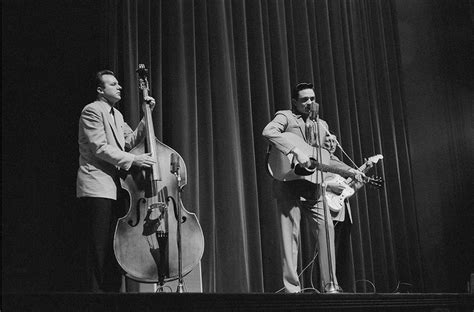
[294,113,307,141]
[99,101,125,150]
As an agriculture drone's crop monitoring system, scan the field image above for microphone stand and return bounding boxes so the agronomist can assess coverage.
[312,111,339,294]
[171,154,184,293]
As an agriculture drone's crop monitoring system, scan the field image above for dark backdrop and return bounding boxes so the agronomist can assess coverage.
[395,0,473,292]
[2,0,472,293]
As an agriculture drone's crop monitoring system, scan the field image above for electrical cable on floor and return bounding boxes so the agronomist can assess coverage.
[391,281,413,293]
[355,279,376,293]
[274,249,320,294]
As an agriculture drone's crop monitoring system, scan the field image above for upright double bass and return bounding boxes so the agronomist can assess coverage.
[114,64,204,289]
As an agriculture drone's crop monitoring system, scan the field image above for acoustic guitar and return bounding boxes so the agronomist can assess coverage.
[265,133,358,182]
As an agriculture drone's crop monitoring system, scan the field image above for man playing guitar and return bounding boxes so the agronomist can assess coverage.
[263,82,366,293]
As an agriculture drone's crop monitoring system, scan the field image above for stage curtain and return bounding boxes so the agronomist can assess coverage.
[99,0,423,293]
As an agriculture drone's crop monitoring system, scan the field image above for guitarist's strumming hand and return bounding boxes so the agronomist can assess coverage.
[291,147,313,170]
[326,181,346,195]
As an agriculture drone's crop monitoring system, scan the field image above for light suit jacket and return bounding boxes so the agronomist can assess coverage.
[262,109,352,223]
[76,100,146,200]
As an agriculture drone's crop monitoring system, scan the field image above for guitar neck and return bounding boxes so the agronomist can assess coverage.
[317,163,355,178]
[353,155,382,177]
[345,156,382,188]
[357,163,372,174]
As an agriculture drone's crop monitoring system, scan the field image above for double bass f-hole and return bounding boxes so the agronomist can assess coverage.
[166,195,187,223]
[128,197,146,227]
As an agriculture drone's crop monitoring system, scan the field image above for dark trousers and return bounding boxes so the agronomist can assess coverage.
[78,197,123,292]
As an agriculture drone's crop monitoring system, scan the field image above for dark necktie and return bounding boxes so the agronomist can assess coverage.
[110,107,117,128]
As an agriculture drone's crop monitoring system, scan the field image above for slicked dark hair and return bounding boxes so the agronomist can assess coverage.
[291,82,314,100]
[95,70,116,89]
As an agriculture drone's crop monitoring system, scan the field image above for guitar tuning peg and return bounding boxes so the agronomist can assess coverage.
[367,175,384,189]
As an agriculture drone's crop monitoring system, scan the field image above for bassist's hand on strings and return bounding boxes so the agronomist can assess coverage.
[132,153,156,168]
[142,96,157,112]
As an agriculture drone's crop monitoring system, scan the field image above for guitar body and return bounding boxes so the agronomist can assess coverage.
[266,135,330,183]
[324,176,355,212]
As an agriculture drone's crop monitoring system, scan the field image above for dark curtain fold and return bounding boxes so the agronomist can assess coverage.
[99,0,423,293]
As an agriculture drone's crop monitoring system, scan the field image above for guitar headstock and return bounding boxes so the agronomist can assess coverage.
[365,154,383,166]
[367,175,384,188]
[365,154,383,169]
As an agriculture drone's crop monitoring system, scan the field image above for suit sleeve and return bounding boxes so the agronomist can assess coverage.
[327,154,355,179]
[80,106,135,170]
[124,119,146,151]
[262,112,298,155]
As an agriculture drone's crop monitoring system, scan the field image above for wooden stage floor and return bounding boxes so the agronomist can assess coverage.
[2,292,474,311]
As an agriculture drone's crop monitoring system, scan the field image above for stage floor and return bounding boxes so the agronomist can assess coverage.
[2,292,474,311]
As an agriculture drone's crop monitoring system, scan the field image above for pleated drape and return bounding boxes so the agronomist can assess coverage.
[99,0,422,293]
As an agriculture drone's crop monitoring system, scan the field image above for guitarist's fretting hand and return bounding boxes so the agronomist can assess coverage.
[349,168,367,183]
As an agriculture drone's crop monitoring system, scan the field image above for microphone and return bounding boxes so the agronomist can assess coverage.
[170,153,180,174]
[304,102,319,145]
[308,102,319,120]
